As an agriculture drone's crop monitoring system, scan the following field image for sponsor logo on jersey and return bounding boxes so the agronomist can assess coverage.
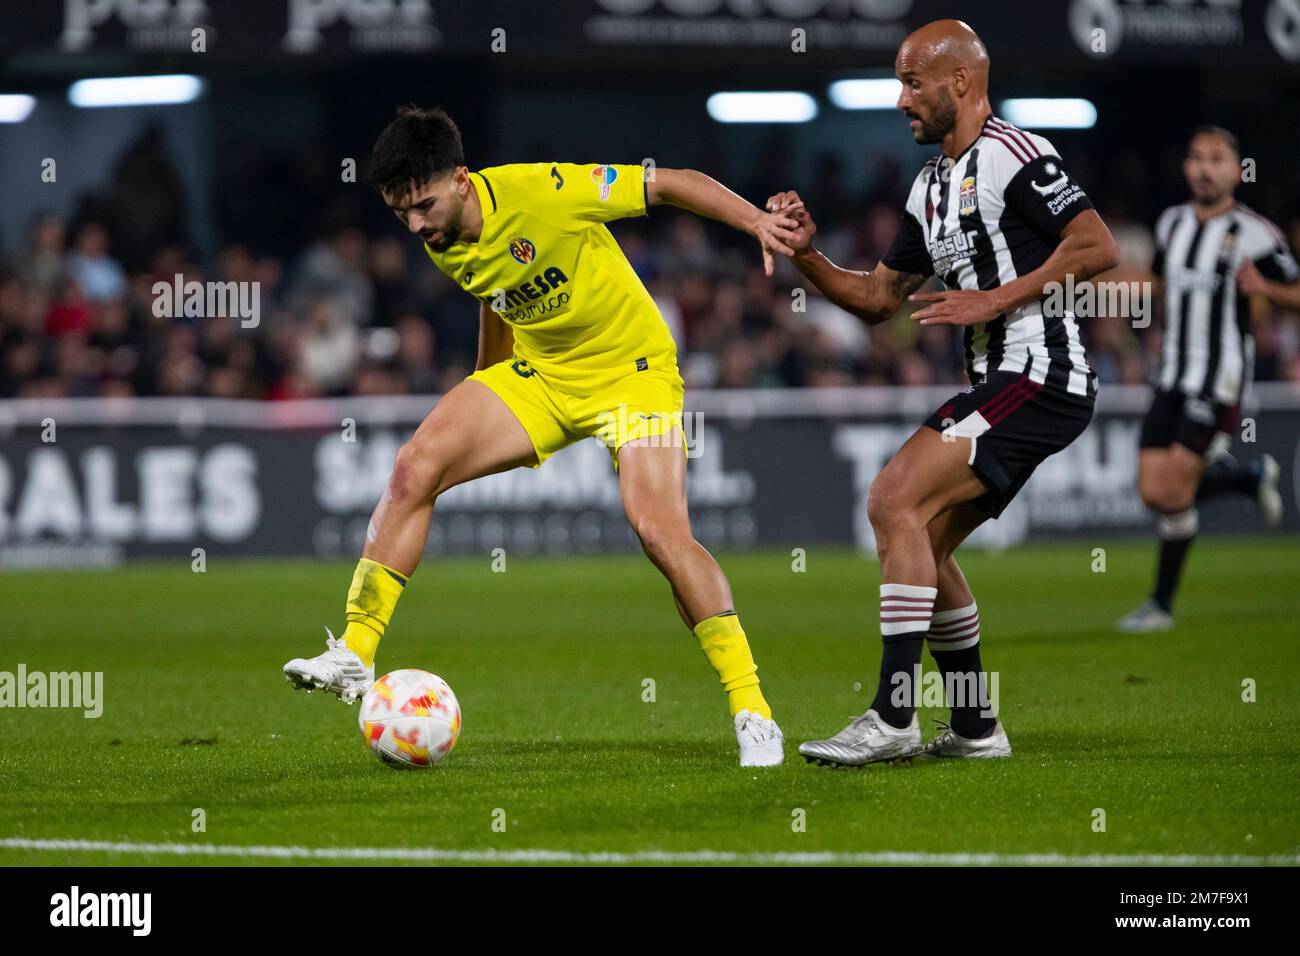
[493,267,573,323]
[959,176,978,216]
[1030,162,1084,217]
[592,164,618,202]
[508,236,537,264]
[928,229,980,276]
[1164,264,1222,294]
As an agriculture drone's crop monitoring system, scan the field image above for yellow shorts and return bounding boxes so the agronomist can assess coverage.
[470,357,686,468]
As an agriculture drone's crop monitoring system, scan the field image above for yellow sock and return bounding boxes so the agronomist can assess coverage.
[342,558,408,668]
[693,611,771,719]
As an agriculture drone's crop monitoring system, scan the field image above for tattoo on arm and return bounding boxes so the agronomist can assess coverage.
[882,271,927,309]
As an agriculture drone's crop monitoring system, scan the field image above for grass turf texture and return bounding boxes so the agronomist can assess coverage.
[1,537,1296,866]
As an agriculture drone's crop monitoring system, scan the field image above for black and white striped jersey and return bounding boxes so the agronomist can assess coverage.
[882,115,1095,397]
[1152,202,1298,405]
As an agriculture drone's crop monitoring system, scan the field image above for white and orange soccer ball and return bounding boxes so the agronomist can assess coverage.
[358,669,461,768]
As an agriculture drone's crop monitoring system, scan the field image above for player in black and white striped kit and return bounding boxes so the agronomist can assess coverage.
[1117,127,1294,633]
[766,20,1119,765]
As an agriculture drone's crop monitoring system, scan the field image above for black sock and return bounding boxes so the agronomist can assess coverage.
[932,644,997,739]
[1152,508,1198,613]
[1197,455,1260,501]
[871,635,924,729]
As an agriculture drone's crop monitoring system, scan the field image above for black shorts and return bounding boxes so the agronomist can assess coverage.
[923,371,1096,519]
[1138,389,1238,456]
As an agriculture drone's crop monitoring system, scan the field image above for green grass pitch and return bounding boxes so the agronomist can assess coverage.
[1,537,1296,866]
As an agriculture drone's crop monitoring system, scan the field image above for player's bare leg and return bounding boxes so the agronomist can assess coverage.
[1123,438,1282,633]
[618,431,783,766]
[1119,446,1203,632]
[618,436,733,624]
[364,380,538,576]
[283,380,537,701]
[801,428,987,766]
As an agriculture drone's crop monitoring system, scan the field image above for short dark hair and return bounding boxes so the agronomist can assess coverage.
[1190,124,1240,156]
[369,105,464,198]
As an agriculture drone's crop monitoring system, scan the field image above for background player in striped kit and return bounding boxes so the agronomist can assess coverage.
[1117,127,1295,633]
[767,20,1118,765]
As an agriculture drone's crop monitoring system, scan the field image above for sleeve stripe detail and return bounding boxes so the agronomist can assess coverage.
[988,117,1041,160]
[1234,202,1285,243]
[983,129,1032,165]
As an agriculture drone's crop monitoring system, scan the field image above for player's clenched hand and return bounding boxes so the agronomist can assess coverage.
[1236,258,1266,296]
[765,191,816,256]
[749,208,801,276]
[909,289,1002,327]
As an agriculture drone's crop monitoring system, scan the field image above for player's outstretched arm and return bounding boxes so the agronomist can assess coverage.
[1238,258,1300,311]
[912,210,1119,327]
[647,168,800,275]
[766,189,928,325]
[476,301,514,371]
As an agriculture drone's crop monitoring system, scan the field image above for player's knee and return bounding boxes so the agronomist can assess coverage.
[866,481,917,540]
[1145,484,1191,514]
[1139,472,1193,513]
[390,439,449,505]
[630,513,687,562]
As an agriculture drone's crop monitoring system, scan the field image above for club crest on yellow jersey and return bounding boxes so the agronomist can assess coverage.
[509,236,537,264]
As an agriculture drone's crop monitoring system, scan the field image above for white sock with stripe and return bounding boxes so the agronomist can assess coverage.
[927,602,980,653]
[880,583,938,639]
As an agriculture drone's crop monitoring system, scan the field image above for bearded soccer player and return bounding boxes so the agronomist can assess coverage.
[283,107,801,766]
[768,20,1118,764]
[1116,126,1292,633]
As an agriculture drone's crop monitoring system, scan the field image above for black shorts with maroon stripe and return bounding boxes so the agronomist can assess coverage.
[1138,388,1238,456]
[923,371,1096,519]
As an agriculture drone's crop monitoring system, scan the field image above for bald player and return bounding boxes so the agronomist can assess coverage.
[768,20,1118,764]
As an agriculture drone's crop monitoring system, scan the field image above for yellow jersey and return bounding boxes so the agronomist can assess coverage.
[424,162,678,391]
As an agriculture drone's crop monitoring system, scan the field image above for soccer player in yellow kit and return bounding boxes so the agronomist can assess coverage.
[283,106,800,766]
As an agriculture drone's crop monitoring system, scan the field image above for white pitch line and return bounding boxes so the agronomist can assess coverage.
[1,838,1295,866]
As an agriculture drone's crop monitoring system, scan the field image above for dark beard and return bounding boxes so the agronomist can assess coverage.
[1191,185,1227,207]
[915,89,958,145]
[423,224,460,252]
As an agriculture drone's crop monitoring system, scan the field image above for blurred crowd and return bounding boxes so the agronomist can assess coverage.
[3,135,1298,400]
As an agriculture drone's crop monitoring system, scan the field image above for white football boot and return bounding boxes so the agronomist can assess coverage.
[1256,454,1283,528]
[735,710,784,767]
[283,628,374,703]
[799,709,920,767]
[911,721,1013,760]
[1116,599,1174,633]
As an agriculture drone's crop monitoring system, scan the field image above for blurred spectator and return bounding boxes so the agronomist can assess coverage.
[65,222,126,304]
[3,137,1298,401]
[297,298,359,394]
[19,212,66,298]
[289,226,374,327]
